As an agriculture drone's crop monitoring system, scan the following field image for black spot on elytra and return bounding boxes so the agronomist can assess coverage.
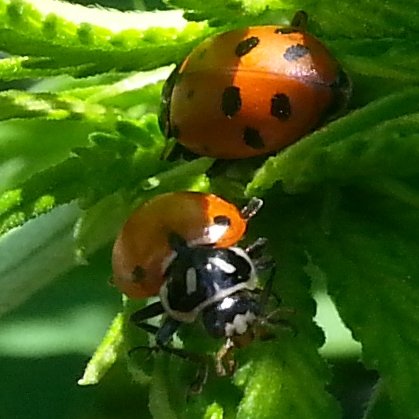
[214,215,231,226]
[221,86,241,117]
[235,36,260,57]
[271,93,291,120]
[243,127,265,149]
[132,266,145,283]
[274,27,298,34]
[186,89,195,99]
[283,44,310,61]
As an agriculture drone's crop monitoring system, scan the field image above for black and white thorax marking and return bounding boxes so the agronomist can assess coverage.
[160,245,258,323]
[202,291,261,338]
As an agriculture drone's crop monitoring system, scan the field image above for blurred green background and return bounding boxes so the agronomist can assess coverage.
[0,245,150,419]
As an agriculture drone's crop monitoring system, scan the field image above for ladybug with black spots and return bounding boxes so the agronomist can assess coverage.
[160,11,351,159]
[112,191,262,298]
[112,192,283,382]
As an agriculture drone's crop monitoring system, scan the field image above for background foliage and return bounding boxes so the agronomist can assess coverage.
[0,0,418,418]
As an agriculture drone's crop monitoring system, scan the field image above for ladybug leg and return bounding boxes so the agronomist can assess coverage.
[158,346,210,395]
[130,301,181,347]
[245,238,277,302]
[246,237,277,279]
[241,198,263,220]
[130,302,172,344]
[130,301,165,324]
[291,10,308,29]
[245,237,268,258]
[130,303,211,393]
[128,340,210,395]
[128,304,159,355]
[155,320,212,394]
[153,339,212,395]
[129,302,171,354]
[256,266,297,336]
[258,264,295,321]
[155,318,182,346]
[258,261,277,308]
[245,238,283,307]
[156,345,210,396]
[164,345,211,395]
[215,338,237,376]
[131,304,181,347]
[188,362,209,396]
[262,310,297,339]
[253,255,275,272]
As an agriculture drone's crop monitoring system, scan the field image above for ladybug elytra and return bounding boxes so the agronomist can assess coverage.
[160,12,351,159]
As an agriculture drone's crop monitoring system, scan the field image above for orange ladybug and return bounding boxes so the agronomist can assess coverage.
[159,11,351,159]
[112,192,262,298]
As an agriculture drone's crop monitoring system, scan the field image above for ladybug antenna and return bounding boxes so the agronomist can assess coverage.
[241,197,263,220]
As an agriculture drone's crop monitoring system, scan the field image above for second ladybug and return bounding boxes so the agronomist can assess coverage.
[160,11,351,159]
[112,192,262,298]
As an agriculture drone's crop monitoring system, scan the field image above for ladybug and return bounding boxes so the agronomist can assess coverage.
[130,234,276,378]
[160,11,351,159]
[112,192,262,298]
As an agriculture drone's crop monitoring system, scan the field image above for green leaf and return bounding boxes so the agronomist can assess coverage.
[78,312,124,386]
[365,381,400,419]
[0,202,81,315]
[329,39,419,83]
[311,0,419,39]
[232,197,341,419]
[203,403,224,419]
[302,187,419,418]
[0,89,118,122]
[0,56,92,81]
[166,0,287,23]
[0,119,103,194]
[0,0,210,75]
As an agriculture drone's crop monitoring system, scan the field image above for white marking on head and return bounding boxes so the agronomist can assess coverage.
[209,257,236,274]
[229,247,258,289]
[185,267,197,295]
[189,223,230,246]
[207,223,230,242]
[220,296,235,310]
[225,311,257,337]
